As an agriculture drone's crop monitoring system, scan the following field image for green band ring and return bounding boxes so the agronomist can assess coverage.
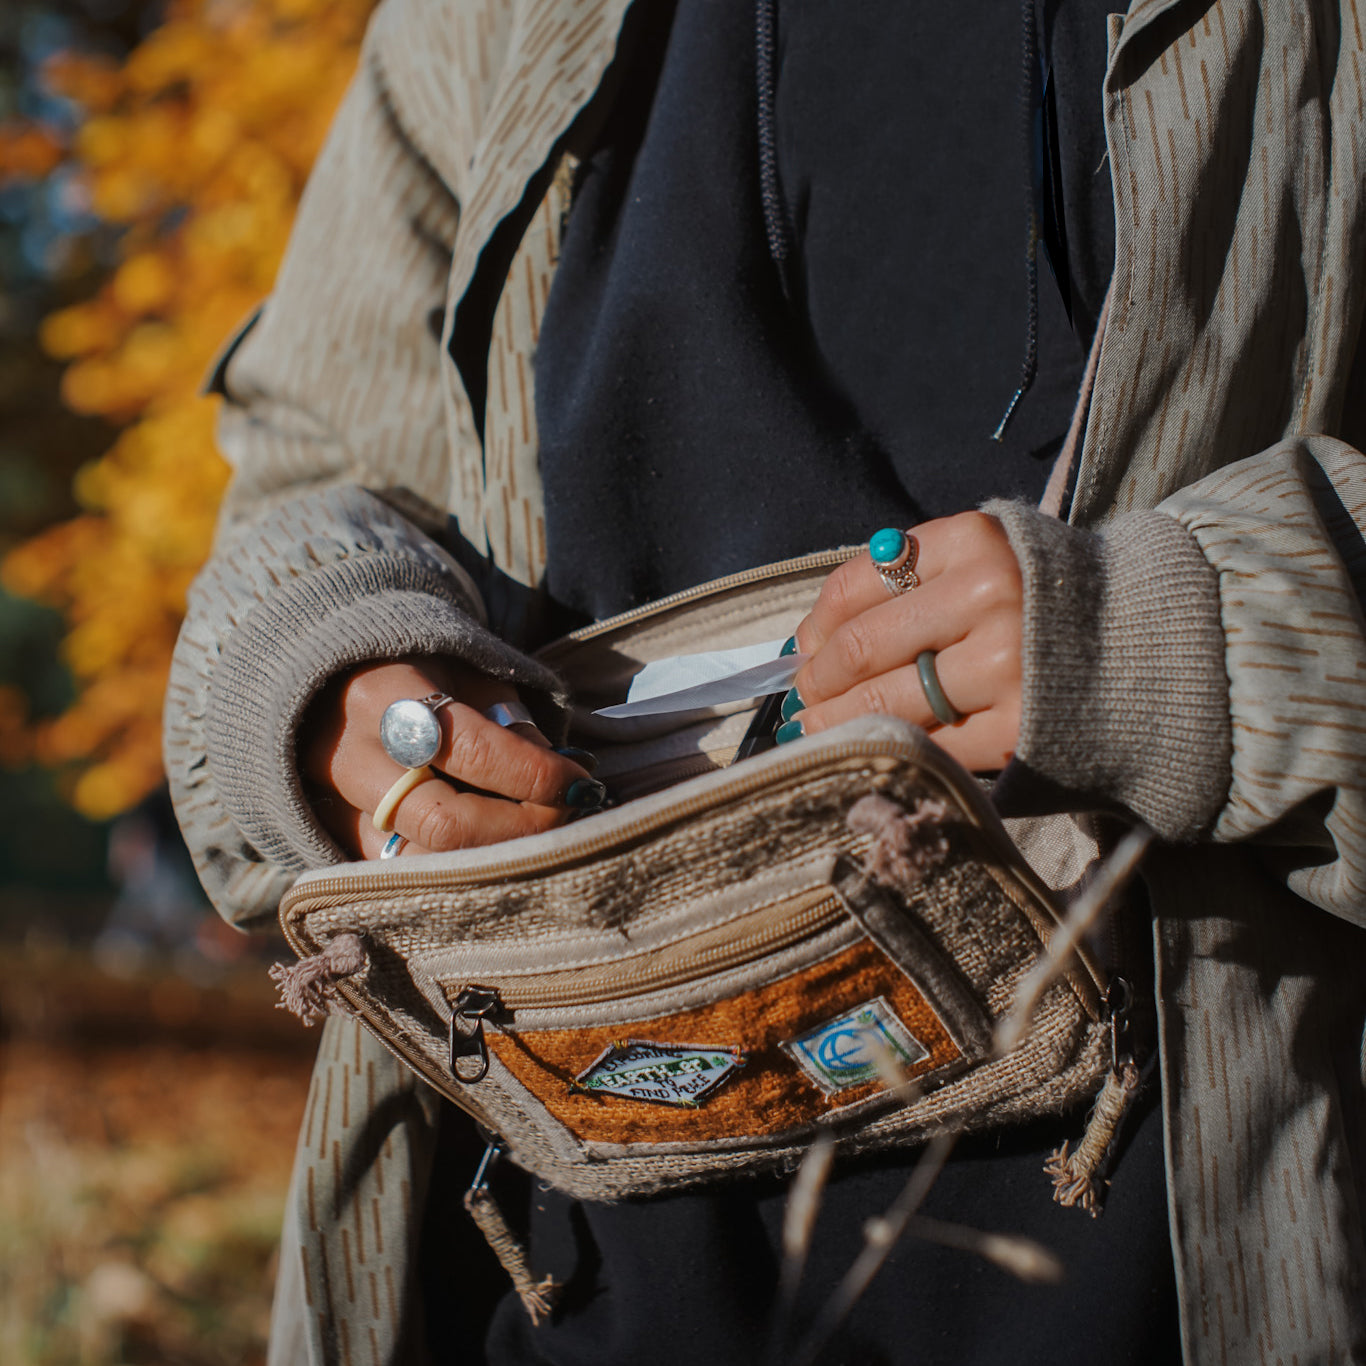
[916,650,964,727]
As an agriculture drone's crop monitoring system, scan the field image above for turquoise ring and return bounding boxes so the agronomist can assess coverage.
[869,527,920,596]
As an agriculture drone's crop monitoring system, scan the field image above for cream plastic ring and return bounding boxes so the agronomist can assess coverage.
[372,764,434,832]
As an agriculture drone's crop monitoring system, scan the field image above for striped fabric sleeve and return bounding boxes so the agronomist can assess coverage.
[1159,436,1366,925]
[995,433,1366,926]
[165,486,569,928]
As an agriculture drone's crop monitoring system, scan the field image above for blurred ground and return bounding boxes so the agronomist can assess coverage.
[0,937,317,1364]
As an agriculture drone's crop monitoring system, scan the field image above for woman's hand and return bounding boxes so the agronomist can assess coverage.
[786,512,1024,772]
[301,658,599,859]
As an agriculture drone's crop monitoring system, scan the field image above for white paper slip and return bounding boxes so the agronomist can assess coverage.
[593,639,807,720]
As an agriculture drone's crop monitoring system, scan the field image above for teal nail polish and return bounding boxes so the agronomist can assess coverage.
[780,635,798,657]
[555,745,600,774]
[566,778,607,809]
[780,686,804,722]
[774,719,804,746]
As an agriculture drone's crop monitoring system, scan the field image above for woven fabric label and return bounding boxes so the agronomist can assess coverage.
[573,1041,744,1107]
[783,997,929,1095]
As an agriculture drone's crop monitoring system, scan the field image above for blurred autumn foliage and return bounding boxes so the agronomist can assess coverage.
[0,0,379,820]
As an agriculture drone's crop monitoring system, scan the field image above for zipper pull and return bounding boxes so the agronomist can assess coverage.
[1045,975,1142,1215]
[450,985,501,1083]
[462,1130,561,1322]
[468,1130,503,1193]
[1105,976,1133,1075]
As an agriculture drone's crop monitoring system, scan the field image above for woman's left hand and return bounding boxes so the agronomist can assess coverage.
[786,511,1024,773]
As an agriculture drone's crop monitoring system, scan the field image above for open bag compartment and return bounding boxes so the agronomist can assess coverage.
[281,561,1110,1201]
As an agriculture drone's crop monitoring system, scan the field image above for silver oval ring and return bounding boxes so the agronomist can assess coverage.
[379,693,453,769]
[379,832,408,860]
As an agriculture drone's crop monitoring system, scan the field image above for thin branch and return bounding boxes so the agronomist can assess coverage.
[768,1131,835,1366]
[790,1131,959,1366]
[994,824,1153,1057]
[903,1215,1064,1284]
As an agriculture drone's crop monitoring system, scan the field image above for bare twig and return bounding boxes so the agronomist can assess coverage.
[790,1130,959,1366]
[778,817,1143,1365]
[994,824,1153,1057]
[769,1132,835,1365]
[903,1215,1064,1284]
[863,1025,925,1110]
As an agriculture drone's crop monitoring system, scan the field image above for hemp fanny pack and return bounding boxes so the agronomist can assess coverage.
[278,550,1109,1201]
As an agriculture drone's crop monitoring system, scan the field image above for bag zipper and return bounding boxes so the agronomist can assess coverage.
[441,887,847,1082]
[442,884,847,1015]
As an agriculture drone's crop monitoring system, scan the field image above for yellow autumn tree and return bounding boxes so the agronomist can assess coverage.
[1,0,379,819]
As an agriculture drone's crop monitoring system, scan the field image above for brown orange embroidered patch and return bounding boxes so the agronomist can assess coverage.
[485,936,962,1145]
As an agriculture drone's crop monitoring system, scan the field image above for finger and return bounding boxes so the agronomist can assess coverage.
[387,783,569,852]
[334,665,591,806]
[792,571,972,709]
[796,526,944,655]
[422,700,589,805]
[341,759,571,850]
[353,818,434,861]
[926,706,1020,774]
[795,511,1010,656]
[792,672,1019,774]
[791,638,984,733]
[799,592,1022,715]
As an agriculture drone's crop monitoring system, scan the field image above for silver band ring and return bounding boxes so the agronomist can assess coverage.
[379,832,408,860]
[483,699,536,730]
[379,693,453,769]
[916,650,964,727]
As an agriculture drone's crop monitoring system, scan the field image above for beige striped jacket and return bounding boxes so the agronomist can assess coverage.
[164,1,1366,1362]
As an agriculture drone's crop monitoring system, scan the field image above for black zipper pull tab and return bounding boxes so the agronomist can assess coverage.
[450,985,501,1083]
[1105,976,1133,1076]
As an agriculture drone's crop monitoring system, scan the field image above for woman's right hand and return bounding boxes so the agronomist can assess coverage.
[301,658,600,859]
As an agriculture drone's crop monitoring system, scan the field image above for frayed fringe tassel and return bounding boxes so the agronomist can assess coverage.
[848,793,951,888]
[1044,1059,1142,1216]
[464,1187,560,1324]
[269,932,367,1024]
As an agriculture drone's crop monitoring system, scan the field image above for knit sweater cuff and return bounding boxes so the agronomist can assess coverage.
[985,501,1232,840]
[205,553,569,872]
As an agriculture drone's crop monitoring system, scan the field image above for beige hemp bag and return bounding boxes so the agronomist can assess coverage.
[278,550,1109,1201]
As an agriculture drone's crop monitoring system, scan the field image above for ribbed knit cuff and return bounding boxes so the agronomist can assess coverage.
[985,501,1232,840]
[205,553,569,871]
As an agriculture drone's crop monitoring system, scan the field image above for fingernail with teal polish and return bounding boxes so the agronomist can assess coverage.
[555,745,600,774]
[566,778,607,809]
[780,635,798,657]
[780,687,804,722]
[774,719,804,746]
